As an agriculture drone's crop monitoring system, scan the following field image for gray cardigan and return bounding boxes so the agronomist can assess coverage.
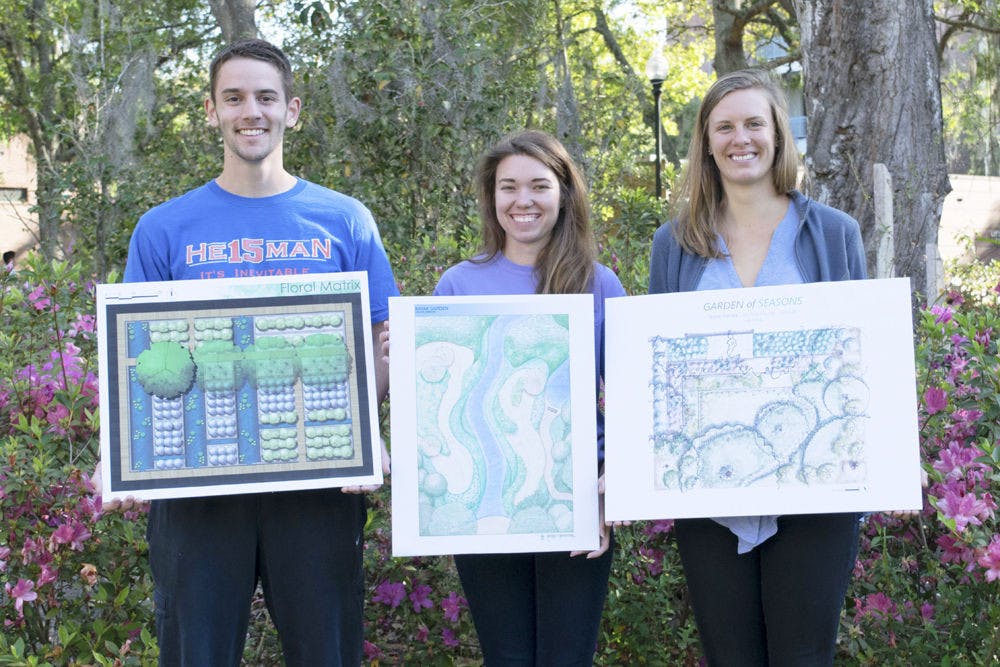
[648,190,867,294]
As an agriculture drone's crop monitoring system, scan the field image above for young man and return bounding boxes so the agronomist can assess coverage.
[121,39,397,665]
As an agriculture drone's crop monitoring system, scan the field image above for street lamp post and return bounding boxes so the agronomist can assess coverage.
[645,48,669,198]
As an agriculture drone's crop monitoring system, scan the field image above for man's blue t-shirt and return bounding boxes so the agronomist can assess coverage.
[124,178,398,321]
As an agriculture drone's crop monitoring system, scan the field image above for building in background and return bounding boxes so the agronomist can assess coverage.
[0,135,38,264]
[939,174,1000,264]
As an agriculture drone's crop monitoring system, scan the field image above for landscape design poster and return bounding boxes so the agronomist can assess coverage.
[603,278,923,522]
[97,272,382,501]
[388,294,599,556]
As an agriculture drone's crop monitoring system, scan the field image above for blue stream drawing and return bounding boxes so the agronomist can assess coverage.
[466,315,515,519]
[546,359,570,406]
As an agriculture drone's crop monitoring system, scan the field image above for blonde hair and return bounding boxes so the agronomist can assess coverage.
[474,130,596,294]
[673,69,801,258]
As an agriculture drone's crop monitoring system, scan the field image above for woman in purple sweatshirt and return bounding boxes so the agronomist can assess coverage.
[434,130,625,666]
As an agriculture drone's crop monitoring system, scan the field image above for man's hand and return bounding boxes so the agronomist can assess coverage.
[341,438,390,494]
[92,459,147,513]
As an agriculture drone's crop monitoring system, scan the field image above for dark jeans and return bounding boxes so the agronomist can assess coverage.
[675,513,860,667]
[455,538,614,667]
[147,489,366,667]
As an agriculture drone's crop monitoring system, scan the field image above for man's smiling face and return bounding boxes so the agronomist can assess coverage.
[205,57,301,168]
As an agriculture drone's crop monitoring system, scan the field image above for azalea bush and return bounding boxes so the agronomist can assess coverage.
[839,261,1000,664]
[358,490,481,665]
[597,520,701,665]
[0,256,158,665]
[6,250,1000,665]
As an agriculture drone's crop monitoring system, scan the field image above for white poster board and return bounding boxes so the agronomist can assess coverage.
[604,278,922,522]
[97,272,382,501]
[389,295,599,556]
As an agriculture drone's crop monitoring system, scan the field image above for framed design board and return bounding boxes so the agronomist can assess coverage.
[97,272,382,501]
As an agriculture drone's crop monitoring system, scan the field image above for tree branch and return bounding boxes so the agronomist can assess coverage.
[934,12,1000,36]
[590,3,639,81]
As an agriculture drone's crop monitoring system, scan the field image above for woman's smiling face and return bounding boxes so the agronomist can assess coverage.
[706,87,777,191]
[494,153,562,265]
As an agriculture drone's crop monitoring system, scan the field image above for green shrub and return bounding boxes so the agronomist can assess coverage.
[0,255,158,665]
[8,250,1000,666]
[837,259,1000,665]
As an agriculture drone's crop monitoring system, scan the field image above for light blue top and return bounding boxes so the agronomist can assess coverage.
[697,200,804,553]
[649,190,867,295]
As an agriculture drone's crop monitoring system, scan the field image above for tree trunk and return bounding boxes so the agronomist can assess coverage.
[27,0,63,257]
[713,0,749,74]
[794,0,951,298]
[552,0,583,163]
[208,0,258,43]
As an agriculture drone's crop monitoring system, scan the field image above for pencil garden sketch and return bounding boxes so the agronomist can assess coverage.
[604,279,922,522]
[415,313,577,534]
[651,327,868,493]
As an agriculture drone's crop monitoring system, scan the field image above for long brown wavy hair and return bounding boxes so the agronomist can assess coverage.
[474,130,596,294]
[673,69,801,258]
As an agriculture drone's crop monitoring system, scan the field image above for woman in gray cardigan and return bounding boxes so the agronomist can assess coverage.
[647,69,864,666]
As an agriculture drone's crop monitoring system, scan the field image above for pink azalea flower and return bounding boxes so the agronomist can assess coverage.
[362,640,382,659]
[937,487,995,532]
[5,579,38,616]
[920,603,935,622]
[923,387,948,415]
[641,519,674,536]
[26,284,51,311]
[857,592,900,621]
[952,408,984,426]
[37,564,58,587]
[976,534,1000,582]
[932,441,981,479]
[440,591,467,623]
[409,584,433,613]
[0,546,9,571]
[49,521,91,551]
[49,523,76,549]
[46,403,70,434]
[21,537,44,565]
[69,313,97,338]
[946,357,969,382]
[638,546,665,576]
[937,534,977,569]
[416,624,429,642]
[442,627,460,647]
[372,580,406,609]
[930,305,953,324]
[949,333,968,348]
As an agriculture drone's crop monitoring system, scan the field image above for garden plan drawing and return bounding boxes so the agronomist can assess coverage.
[650,326,868,493]
[97,272,382,501]
[389,295,599,556]
[603,279,923,522]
